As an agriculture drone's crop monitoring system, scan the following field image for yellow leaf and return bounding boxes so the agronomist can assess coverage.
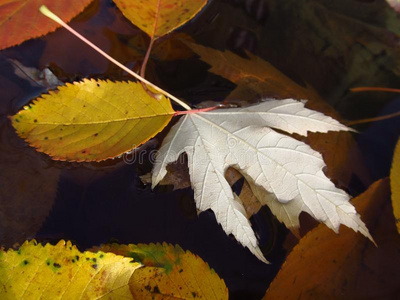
[96,243,229,299]
[391,138,400,234]
[0,240,141,299]
[113,0,208,39]
[11,79,175,162]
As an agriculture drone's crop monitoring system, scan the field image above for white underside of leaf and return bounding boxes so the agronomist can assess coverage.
[152,99,372,262]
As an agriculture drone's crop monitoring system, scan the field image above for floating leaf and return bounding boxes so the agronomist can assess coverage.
[114,0,207,39]
[11,79,175,162]
[152,100,371,263]
[263,179,400,299]
[0,241,228,299]
[0,0,94,50]
[188,43,371,187]
[0,240,141,299]
[391,138,400,234]
[97,243,229,299]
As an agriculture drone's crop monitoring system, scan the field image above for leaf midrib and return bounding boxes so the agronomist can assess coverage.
[192,113,345,229]
[187,115,259,248]
[19,112,173,126]
[200,109,346,130]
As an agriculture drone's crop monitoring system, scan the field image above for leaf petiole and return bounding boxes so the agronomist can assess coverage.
[174,106,219,116]
[39,5,192,111]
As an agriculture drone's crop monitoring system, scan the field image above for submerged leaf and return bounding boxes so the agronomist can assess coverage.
[11,79,175,162]
[0,134,59,247]
[0,240,141,299]
[391,138,400,234]
[97,243,229,299]
[0,0,94,50]
[152,100,371,262]
[114,0,207,38]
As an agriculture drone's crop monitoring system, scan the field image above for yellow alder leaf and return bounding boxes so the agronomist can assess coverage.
[0,240,141,300]
[391,138,400,234]
[11,79,175,162]
[96,243,229,299]
[113,0,208,39]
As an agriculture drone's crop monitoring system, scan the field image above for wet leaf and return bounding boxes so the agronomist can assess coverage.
[11,79,175,162]
[391,138,400,234]
[152,100,370,263]
[188,43,371,187]
[113,0,207,39]
[96,243,229,299]
[0,133,59,247]
[9,59,63,88]
[0,240,142,299]
[263,178,400,299]
[0,240,228,299]
[128,32,195,61]
[187,43,319,104]
[0,0,94,50]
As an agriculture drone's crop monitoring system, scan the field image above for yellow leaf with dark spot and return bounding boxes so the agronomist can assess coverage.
[96,243,229,299]
[0,240,141,299]
[113,0,207,39]
[11,79,175,162]
[391,138,400,234]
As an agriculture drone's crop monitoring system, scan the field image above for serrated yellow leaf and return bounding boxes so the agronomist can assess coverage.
[96,243,229,299]
[0,240,141,300]
[11,79,175,162]
[114,0,207,39]
[391,138,400,234]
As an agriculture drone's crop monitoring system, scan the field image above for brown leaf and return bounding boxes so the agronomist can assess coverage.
[0,0,94,50]
[263,178,400,300]
[0,131,59,247]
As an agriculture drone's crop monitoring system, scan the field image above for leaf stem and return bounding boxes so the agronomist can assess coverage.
[345,111,400,126]
[39,5,191,111]
[174,106,219,116]
[351,86,400,93]
[139,37,160,99]
[140,37,155,79]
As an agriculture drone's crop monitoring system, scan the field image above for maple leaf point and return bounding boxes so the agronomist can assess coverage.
[151,98,373,263]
